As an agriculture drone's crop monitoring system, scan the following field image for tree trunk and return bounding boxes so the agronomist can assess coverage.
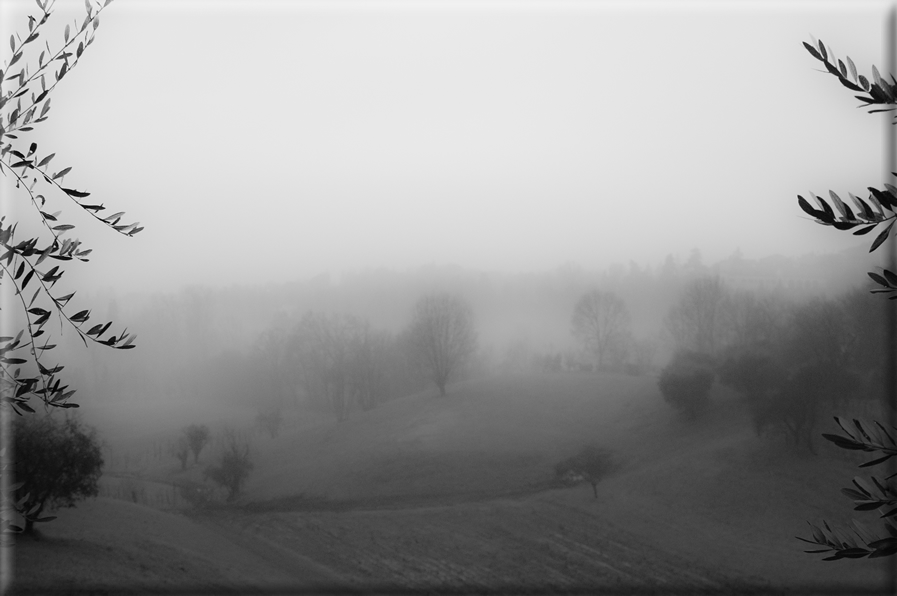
[23,501,43,534]
[437,382,446,396]
[591,482,598,499]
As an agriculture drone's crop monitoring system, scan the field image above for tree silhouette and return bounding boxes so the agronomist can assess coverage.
[407,292,478,396]
[12,413,103,534]
[665,276,730,355]
[570,290,631,370]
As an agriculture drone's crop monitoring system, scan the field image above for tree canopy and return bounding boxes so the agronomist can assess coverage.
[11,413,103,534]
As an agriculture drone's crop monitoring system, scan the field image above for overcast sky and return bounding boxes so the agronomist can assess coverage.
[2,0,893,293]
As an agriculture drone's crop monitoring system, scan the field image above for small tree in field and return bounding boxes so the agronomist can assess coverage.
[184,424,210,464]
[12,414,102,534]
[407,292,478,396]
[554,445,615,499]
[791,38,897,560]
[657,350,715,420]
[204,429,253,503]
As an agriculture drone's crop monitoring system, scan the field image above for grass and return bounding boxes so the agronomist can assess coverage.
[11,371,895,593]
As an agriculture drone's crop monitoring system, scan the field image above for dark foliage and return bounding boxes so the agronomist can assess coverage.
[204,430,253,503]
[555,445,616,498]
[12,414,103,533]
[657,350,716,420]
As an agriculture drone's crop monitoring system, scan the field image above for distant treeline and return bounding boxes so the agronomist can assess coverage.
[62,246,881,417]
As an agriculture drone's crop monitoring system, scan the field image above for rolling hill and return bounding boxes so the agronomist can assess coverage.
[10,371,894,593]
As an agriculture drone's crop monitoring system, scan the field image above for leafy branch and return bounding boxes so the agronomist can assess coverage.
[802,37,897,118]
[797,38,897,298]
[798,419,897,560]
[794,37,897,561]
[0,0,138,415]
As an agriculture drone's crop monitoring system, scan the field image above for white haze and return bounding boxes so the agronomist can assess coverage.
[2,0,892,296]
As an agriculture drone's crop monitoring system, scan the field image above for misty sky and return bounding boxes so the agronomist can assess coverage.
[3,0,893,294]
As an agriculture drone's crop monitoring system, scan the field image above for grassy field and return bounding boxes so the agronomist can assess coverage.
[8,372,894,594]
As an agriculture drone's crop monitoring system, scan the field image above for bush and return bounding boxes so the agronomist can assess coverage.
[657,350,715,420]
[554,445,616,498]
[204,429,253,503]
[13,414,104,534]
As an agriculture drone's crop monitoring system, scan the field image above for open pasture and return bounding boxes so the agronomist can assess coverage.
[10,372,893,594]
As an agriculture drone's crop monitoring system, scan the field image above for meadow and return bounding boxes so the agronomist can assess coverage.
[9,372,893,594]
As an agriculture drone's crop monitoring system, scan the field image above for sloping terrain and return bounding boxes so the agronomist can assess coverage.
[7,497,349,595]
[9,372,895,594]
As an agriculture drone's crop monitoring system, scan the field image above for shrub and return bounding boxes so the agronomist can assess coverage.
[204,429,253,503]
[657,350,715,420]
[13,414,104,534]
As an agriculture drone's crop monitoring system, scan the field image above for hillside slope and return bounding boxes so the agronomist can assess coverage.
[235,372,892,592]
[7,497,350,595]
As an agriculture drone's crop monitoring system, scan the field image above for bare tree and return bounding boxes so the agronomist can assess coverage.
[665,276,731,355]
[570,290,631,370]
[347,324,394,411]
[407,292,478,396]
[291,312,359,421]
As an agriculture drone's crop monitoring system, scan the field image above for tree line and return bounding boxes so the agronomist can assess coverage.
[246,291,478,422]
[654,276,886,454]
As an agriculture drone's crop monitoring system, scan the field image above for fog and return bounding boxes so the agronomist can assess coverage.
[7,0,891,295]
[6,0,896,593]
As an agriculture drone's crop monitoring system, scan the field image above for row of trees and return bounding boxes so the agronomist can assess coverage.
[253,292,479,422]
[653,276,886,454]
[168,423,252,502]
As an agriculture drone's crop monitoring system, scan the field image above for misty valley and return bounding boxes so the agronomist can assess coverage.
[9,254,894,593]
[4,0,897,593]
